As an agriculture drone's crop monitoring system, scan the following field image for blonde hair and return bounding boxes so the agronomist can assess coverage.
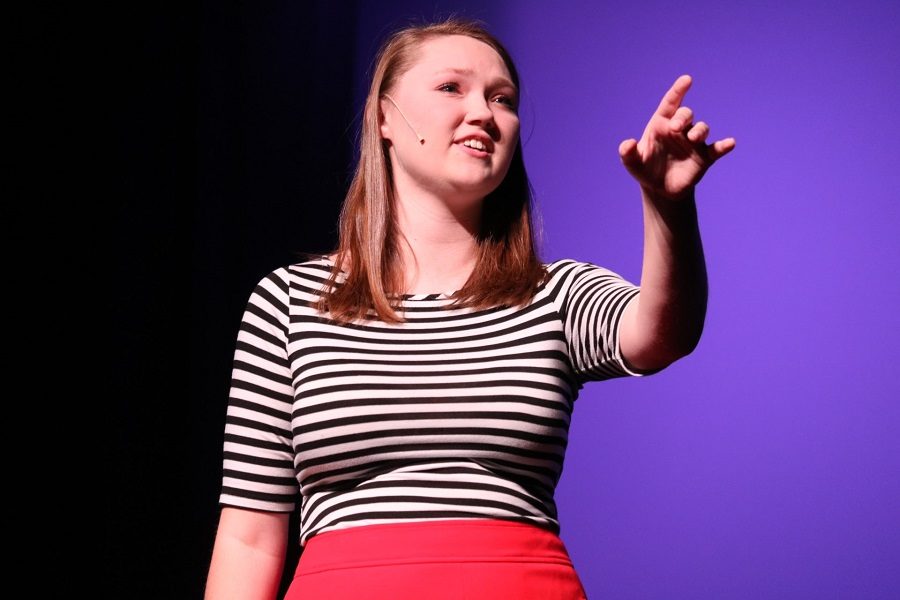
[322,18,545,322]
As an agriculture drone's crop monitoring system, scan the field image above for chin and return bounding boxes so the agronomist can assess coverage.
[450,171,504,194]
[447,180,500,203]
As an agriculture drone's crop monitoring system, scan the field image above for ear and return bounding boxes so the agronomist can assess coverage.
[378,97,393,141]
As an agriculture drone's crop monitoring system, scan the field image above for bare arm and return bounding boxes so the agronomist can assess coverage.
[205,507,290,600]
[617,75,735,371]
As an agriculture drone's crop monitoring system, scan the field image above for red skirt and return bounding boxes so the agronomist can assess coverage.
[285,519,587,599]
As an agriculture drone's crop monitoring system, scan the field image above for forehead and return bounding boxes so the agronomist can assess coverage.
[403,35,512,83]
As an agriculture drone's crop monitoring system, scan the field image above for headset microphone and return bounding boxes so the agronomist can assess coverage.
[383,94,425,144]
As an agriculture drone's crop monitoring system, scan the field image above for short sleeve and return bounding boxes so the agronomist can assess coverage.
[218,268,299,512]
[549,260,646,383]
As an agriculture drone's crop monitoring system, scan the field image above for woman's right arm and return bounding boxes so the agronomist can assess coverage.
[205,507,290,600]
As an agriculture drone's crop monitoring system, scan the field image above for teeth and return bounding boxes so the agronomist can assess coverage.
[462,139,487,151]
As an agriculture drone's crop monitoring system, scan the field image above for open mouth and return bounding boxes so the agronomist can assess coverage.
[462,138,489,152]
[457,137,493,156]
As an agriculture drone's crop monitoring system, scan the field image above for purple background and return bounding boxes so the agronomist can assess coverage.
[356,1,900,598]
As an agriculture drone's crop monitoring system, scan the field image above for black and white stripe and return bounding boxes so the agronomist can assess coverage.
[219,258,643,545]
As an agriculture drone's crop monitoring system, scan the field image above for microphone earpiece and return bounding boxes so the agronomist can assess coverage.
[383,94,425,144]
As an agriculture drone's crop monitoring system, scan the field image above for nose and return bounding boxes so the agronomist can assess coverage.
[464,95,496,130]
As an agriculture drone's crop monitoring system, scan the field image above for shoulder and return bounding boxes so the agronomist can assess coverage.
[253,256,335,291]
[238,257,334,314]
[540,258,638,305]
[543,258,627,283]
[285,256,335,285]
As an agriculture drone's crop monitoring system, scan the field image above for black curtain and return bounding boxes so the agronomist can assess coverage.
[107,2,358,596]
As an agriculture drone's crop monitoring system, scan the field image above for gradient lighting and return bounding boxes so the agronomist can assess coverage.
[355,2,900,598]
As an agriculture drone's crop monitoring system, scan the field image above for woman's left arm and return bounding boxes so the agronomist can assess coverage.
[617,75,735,371]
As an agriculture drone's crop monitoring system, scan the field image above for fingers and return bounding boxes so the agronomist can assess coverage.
[670,106,694,134]
[618,138,641,169]
[672,110,731,161]
[653,75,734,162]
[655,74,692,118]
[686,121,709,144]
[709,137,736,161]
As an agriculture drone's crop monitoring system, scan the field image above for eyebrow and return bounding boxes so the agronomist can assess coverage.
[433,68,516,90]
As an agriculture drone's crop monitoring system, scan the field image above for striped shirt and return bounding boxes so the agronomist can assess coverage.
[219,257,645,545]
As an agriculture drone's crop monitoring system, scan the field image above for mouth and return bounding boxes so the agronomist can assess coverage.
[455,136,494,157]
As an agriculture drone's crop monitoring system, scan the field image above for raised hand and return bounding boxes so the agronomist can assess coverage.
[619,75,735,200]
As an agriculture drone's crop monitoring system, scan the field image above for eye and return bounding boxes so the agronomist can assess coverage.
[437,82,460,93]
[492,94,518,110]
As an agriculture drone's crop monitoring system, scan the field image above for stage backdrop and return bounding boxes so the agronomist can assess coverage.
[179,1,899,598]
[350,2,899,599]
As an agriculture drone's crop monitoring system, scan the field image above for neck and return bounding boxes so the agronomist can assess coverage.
[393,189,481,295]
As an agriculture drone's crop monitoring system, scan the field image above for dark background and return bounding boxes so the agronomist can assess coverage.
[107,3,359,596]
[105,3,502,597]
[104,2,900,598]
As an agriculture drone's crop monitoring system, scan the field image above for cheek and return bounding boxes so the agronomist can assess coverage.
[500,115,520,144]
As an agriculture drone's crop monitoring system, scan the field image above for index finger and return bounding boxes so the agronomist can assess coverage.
[655,74,692,118]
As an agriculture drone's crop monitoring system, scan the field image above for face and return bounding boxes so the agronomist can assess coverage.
[379,35,520,206]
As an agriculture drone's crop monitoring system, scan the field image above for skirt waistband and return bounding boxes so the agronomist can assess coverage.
[296,519,574,577]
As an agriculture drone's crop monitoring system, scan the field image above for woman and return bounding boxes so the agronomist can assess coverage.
[205,18,734,600]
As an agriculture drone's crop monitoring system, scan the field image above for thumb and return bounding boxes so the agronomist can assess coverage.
[618,138,641,169]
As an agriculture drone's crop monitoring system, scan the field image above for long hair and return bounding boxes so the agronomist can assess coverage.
[321,18,546,322]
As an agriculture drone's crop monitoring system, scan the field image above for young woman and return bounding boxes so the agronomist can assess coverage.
[205,18,734,600]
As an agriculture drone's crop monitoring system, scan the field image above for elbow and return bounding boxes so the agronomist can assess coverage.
[619,294,707,372]
[671,325,704,359]
[664,319,705,362]
[660,300,707,364]
[626,346,689,373]
[624,324,704,372]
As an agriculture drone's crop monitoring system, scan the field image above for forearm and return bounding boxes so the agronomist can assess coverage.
[622,187,708,369]
[205,508,289,600]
